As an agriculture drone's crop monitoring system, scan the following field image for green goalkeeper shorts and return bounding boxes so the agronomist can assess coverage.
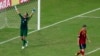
[20,29,28,37]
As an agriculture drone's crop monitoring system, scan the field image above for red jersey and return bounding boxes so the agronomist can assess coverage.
[79,28,87,44]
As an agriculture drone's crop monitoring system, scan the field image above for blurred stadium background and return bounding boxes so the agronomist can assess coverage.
[0,0,100,56]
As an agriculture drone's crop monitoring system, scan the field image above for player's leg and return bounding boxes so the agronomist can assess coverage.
[81,49,85,56]
[21,36,28,49]
[81,44,86,56]
[75,44,82,56]
[21,36,25,49]
[77,44,86,56]
[20,29,26,49]
[22,36,26,46]
[23,29,28,47]
[20,28,28,49]
[22,36,28,47]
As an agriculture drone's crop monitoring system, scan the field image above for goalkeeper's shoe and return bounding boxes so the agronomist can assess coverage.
[25,41,28,47]
[75,53,79,56]
[22,46,25,49]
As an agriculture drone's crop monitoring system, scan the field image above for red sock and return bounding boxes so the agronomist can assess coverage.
[80,50,84,56]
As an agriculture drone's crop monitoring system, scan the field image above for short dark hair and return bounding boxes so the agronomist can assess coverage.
[83,24,87,27]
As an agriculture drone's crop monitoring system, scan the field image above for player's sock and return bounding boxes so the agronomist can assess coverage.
[21,39,26,49]
[22,40,25,46]
[80,50,85,56]
[25,41,28,47]
[24,40,27,43]
[81,51,85,56]
[23,40,27,46]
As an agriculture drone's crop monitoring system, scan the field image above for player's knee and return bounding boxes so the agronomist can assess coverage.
[82,49,85,52]
[81,49,85,55]
[21,37,25,40]
[21,38,23,40]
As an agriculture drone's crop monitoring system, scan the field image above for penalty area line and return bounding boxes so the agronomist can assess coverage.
[86,48,100,55]
[78,16,100,18]
[0,8,100,45]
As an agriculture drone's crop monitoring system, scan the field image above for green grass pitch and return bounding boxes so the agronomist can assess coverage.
[0,0,100,56]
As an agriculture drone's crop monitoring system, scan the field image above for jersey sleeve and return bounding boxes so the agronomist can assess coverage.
[18,13,23,19]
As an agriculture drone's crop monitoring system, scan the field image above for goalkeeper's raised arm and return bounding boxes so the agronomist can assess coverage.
[29,8,36,18]
[14,6,20,14]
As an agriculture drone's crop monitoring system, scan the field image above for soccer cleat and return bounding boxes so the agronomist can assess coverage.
[22,46,25,49]
[25,41,28,47]
[75,53,77,56]
[75,53,80,56]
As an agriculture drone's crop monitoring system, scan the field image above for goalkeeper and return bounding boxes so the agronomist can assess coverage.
[14,6,35,49]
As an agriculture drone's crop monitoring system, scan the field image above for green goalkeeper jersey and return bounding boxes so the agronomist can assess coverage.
[19,13,30,29]
[18,13,31,36]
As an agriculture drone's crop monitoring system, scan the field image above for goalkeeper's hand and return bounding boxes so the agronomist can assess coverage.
[32,8,36,13]
[14,6,18,10]
[14,5,20,14]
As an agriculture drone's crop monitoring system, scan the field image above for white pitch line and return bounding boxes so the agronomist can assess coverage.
[78,16,100,18]
[86,48,100,55]
[0,8,100,45]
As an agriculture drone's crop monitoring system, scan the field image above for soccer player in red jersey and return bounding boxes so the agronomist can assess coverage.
[76,25,90,56]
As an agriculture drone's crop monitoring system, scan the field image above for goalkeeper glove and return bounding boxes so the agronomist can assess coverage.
[32,8,36,13]
[14,6,18,10]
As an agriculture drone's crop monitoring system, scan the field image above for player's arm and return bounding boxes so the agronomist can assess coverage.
[77,32,80,45]
[77,37,79,45]
[14,6,20,14]
[83,30,91,43]
[29,8,36,18]
[87,37,91,43]
[14,6,23,18]
[29,12,34,18]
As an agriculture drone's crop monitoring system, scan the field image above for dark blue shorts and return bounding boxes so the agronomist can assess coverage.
[79,44,86,49]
